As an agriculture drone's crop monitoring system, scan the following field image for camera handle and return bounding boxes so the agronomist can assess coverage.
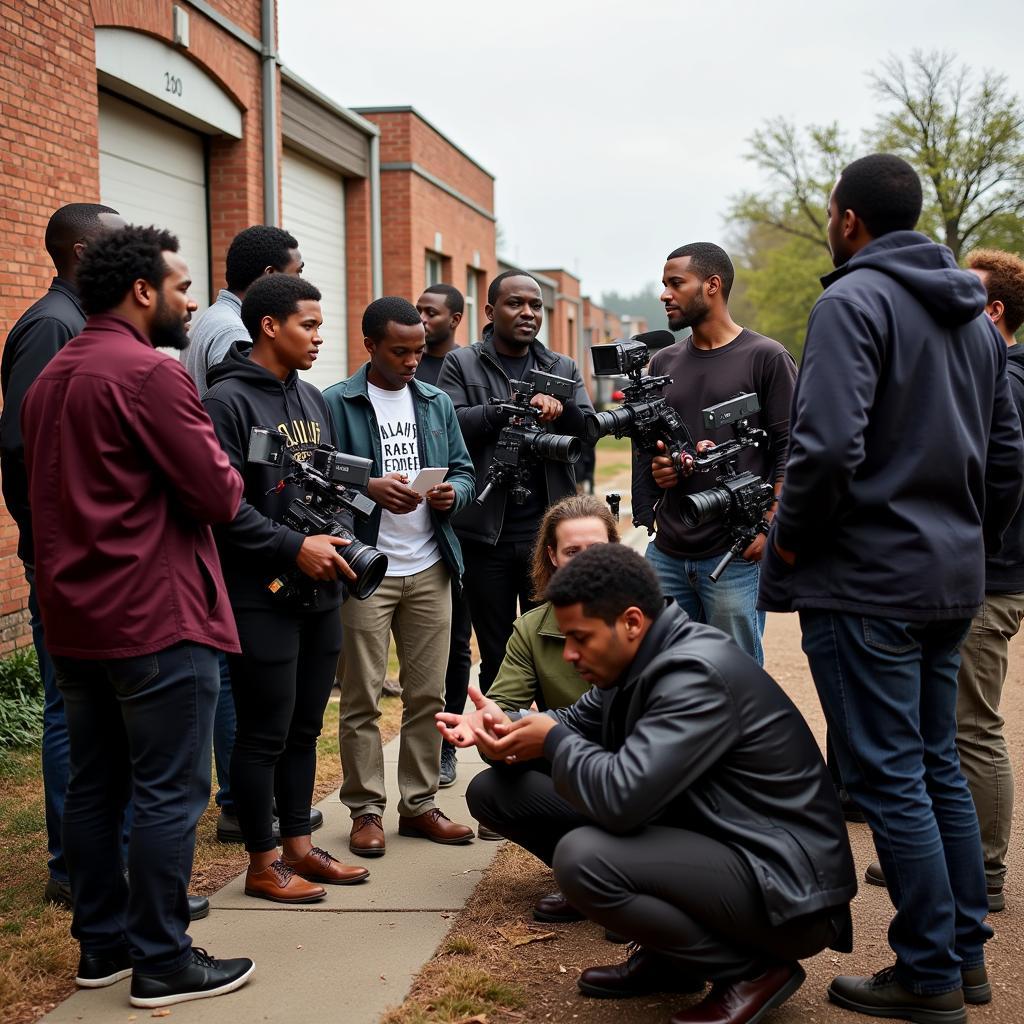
[709,518,770,583]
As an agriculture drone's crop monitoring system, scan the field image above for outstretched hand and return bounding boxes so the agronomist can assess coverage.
[435,684,511,748]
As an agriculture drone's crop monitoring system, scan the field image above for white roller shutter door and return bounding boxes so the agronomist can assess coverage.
[282,150,348,390]
[98,93,210,313]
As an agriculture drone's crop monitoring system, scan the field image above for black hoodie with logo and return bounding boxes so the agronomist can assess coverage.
[204,343,350,611]
[759,230,1024,621]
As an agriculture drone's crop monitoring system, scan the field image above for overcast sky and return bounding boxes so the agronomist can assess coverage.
[279,0,1022,299]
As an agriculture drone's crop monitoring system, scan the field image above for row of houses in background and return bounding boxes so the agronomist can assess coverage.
[0,0,646,652]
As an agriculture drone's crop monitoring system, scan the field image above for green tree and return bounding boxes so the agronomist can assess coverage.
[869,50,1024,260]
[600,283,667,331]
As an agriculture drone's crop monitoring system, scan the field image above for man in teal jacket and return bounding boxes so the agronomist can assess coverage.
[323,297,476,857]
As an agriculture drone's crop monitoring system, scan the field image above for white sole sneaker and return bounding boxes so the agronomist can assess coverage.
[129,962,255,1008]
[76,968,132,988]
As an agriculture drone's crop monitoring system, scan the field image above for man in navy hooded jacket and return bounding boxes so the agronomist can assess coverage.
[759,154,1023,1024]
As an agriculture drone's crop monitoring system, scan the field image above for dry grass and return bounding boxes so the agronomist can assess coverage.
[0,678,405,1024]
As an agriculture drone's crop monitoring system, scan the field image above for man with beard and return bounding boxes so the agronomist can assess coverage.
[437,271,593,712]
[1,203,124,906]
[21,225,255,1009]
[632,243,797,664]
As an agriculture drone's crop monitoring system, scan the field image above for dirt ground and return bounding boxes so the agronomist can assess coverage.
[383,610,1024,1023]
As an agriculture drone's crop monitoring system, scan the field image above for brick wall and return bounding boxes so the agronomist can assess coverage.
[534,269,582,363]
[358,109,496,361]
[0,0,267,653]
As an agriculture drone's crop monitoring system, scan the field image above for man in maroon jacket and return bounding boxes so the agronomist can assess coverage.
[21,225,255,1009]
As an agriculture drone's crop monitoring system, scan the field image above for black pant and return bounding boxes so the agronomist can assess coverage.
[442,586,474,722]
[467,766,840,981]
[460,538,538,693]
[54,642,218,974]
[229,606,342,854]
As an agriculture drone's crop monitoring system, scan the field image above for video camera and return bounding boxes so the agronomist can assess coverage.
[248,427,389,603]
[583,330,696,472]
[678,394,776,582]
[475,369,582,507]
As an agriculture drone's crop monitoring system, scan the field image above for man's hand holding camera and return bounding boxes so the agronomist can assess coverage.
[530,393,563,422]
[296,535,357,582]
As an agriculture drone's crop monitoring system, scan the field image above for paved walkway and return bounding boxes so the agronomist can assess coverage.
[41,729,501,1023]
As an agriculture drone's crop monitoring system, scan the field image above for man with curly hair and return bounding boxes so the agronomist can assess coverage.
[21,224,255,1008]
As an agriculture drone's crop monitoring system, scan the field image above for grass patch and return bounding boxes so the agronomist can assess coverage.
[381,965,524,1024]
[441,934,477,956]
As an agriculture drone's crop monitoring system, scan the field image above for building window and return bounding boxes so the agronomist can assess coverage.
[465,268,479,340]
[425,252,443,288]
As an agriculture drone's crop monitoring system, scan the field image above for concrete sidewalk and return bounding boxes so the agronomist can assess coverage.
[41,735,501,1023]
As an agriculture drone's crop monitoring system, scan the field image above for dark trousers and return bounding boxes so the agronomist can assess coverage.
[441,586,474,722]
[800,611,992,995]
[213,653,235,812]
[229,606,341,853]
[54,642,218,975]
[460,538,538,693]
[467,765,839,981]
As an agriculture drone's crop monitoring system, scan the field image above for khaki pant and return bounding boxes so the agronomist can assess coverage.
[339,560,451,818]
[956,591,1024,887]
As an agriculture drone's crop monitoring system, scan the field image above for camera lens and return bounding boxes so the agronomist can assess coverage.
[583,407,634,445]
[340,534,389,600]
[531,431,582,464]
[679,486,732,529]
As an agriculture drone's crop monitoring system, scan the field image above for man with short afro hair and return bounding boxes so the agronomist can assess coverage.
[449,543,855,1024]
[182,225,303,399]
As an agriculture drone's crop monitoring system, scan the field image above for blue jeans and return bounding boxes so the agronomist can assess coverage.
[645,544,765,664]
[54,643,218,974]
[25,565,69,884]
[800,611,991,994]
[213,653,235,811]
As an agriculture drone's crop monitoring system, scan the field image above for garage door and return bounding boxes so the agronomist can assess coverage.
[282,150,347,390]
[98,92,211,314]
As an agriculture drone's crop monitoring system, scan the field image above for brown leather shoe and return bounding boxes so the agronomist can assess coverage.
[670,962,805,1023]
[244,858,326,904]
[349,813,386,858]
[579,944,705,999]
[397,807,474,845]
[534,891,585,923]
[284,846,370,885]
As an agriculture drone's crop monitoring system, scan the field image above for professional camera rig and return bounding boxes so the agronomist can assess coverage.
[583,330,696,472]
[679,394,777,582]
[475,369,583,507]
[247,427,388,604]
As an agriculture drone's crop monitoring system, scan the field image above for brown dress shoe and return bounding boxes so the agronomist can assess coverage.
[534,891,585,923]
[284,846,370,885]
[579,944,705,999]
[244,858,326,904]
[397,807,474,845]
[350,813,386,857]
[670,963,805,1024]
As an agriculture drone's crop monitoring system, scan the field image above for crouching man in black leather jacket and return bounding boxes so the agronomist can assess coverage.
[438,544,856,1024]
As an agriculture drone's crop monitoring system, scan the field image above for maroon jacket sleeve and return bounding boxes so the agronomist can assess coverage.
[133,358,243,523]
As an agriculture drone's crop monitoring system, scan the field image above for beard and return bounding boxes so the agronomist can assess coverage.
[666,293,710,332]
[151,293,190,350]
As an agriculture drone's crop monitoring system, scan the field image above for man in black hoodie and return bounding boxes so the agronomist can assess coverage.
[759,154,1024,1023]
[203,275,370,904]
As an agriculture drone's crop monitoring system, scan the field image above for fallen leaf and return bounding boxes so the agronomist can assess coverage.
[379,974,386,981]
[558,965,567,973]
[451,1016,488,1024]
[497,925,558,947]
[296,945,303,950]
[151,1013,171,1019]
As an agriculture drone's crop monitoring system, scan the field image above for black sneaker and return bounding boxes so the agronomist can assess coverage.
[829,965,966,1023]
[76,948,132,988]
[44,877,72,910]
[439,745,457,788]
[130,947,255,1008]
[188,895,210,921]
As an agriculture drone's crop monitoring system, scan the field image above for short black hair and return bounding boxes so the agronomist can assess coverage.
[241,275,322,341]
[362,295,422,343]
[421,283,465,316]
[77,224,179,316]
[45,203,118,264]
[546,544,663,624]
[225,225,300,292]
[833,154,923,238]
[487,270,540,305]
[665,242,735,300]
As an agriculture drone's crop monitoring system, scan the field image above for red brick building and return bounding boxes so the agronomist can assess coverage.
[354,107,497,342]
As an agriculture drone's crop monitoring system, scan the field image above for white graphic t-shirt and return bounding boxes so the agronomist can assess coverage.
[367,381,441,577]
